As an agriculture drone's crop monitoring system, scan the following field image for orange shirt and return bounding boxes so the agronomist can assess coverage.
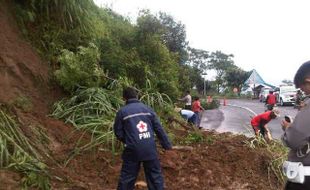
[192,100,201,112]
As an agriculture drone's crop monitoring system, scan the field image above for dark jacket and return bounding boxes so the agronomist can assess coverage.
[113,99,172,161]
[282,98,310,165]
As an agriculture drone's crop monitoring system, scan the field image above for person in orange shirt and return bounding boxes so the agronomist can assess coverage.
[192,96,204,128]
[250,109,280,141]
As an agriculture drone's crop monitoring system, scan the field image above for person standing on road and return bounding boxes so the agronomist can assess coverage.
[178,91,192,110]
[192,96,204,128]
[281,61,310,190]
[265,90,277,111]
[250,109,280,141]
[114,87,173,190]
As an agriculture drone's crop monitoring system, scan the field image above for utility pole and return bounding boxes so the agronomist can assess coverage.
[204,78,206,96]
[202,72,207,96]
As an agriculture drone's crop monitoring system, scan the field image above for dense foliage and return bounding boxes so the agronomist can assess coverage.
[13,0,249,99]
[55,43,104,91]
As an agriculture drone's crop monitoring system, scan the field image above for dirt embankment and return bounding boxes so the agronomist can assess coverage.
[0,1,283,189]
[0,0,55,114]
[47,130,282,190]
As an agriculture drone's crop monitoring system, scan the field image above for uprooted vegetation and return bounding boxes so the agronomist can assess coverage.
[0,0,288,189]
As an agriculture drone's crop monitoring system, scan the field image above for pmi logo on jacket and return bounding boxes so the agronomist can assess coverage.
[136,121,151,140]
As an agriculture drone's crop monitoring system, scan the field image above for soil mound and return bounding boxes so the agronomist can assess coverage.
[48,131,283,190]
[161,132,281,190]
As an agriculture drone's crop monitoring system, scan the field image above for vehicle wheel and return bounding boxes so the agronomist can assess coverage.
[280,98,284,106]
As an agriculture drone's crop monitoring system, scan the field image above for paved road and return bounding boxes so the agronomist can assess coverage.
[200,99,298,139]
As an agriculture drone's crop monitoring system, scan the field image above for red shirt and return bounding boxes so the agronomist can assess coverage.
[192,100,201,112]
[266,94,276,105]
[251,111,272,127]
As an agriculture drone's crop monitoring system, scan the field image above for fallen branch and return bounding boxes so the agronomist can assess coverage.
[172,145,193,151]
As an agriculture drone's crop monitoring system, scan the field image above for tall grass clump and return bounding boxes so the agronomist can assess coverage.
[140,92,172,112]
[51,87,123,153]
[245,136,288,188]
[13,0,103,62]
[14,0,96,32]
[140,79,173,113]
[52,77,178,163]
[0,109,50,189]
[51,80,177,154]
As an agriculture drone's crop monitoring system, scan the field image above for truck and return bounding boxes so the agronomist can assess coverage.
[274,85,297,106]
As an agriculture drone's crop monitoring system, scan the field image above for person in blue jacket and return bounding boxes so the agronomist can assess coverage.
[114,87,173,190]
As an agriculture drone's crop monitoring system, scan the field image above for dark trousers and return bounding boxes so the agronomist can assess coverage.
[117,158,164,190]
[259,124,266,136]
[184,105,191,110]
[188,114,197,125]
[194,111,200,127]
[266,104,274,111]
[285,177,310,190]
[252,123,266,136]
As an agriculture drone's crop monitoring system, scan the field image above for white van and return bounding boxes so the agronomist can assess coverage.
[274,85,297,106]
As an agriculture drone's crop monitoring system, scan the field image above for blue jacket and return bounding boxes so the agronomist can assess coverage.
[113,99,172,161]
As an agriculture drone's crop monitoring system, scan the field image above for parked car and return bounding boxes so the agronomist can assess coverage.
[259,88,271,102]
[274,85,297,106]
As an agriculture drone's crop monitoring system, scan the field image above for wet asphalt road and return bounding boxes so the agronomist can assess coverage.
[200,99,298,139]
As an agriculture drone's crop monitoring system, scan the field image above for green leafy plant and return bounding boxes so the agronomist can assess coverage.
[182,131,205,144]
[224,91,239,98]
[201,98,220,110]
[55,43,105,92]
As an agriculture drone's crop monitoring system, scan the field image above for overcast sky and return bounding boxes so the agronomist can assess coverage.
[94,0,310,86]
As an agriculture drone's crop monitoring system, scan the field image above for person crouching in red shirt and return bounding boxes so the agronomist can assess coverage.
[251,109,280,141]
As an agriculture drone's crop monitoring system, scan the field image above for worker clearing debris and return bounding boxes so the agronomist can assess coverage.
[250,108,280,141]
[174,107,197,126]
